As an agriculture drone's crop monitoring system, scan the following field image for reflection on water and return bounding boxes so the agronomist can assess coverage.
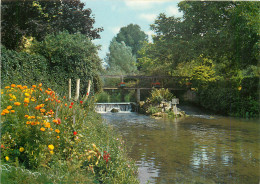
[101,112,260,184]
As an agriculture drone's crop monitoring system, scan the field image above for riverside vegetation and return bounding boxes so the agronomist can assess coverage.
[1,83,139,183]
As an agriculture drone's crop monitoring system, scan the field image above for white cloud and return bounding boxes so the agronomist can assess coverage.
[109,26,121,34]
[124,0,171,10]
[139,13,157,22]
[166,5,183,17]
[145,30,155,42]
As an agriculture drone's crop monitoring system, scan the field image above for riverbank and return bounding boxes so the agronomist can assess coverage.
[1,83,139,184]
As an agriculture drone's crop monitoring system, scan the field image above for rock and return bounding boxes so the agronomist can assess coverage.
[111,108,119,113]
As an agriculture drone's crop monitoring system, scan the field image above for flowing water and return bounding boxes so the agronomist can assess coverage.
[99,105,260,184]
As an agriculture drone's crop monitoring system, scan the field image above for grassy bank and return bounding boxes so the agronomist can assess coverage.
[0,83,139,183]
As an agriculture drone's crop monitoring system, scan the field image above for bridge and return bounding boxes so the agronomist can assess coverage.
[100,75,191,102]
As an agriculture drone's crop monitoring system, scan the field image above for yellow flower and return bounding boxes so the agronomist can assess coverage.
[11,84,16,88]
[48,144,54,150]
[44,122,51,128]
[40,104,44,108]
[31,97,36,102]
[1,112,5,116]
[57,136,60,139]
[25,115,29,118]
[40,127,45,131]
[24,93,30,97]
[14,102,21,106]
[238,86,242,91]
[50,151,54,155]
[19,147,25,152]
[5,86,10,89]
[55,129,60,133]
[40,109,46,113]
[5,156,9,161]
[26,121,31,125]
[24,98,30,103]
[7,106,12,110]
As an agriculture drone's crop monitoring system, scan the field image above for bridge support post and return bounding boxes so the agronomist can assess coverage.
[136,88,140,103]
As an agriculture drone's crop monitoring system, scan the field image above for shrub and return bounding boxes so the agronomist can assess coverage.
[150,88,174,105]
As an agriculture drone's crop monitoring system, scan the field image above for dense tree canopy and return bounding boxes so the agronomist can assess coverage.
[139,1,259,78]
[1,0,103,50]
[115,24,148,57]
[105,39,137,75]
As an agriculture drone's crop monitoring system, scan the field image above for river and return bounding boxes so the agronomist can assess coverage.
[100,106,260,184]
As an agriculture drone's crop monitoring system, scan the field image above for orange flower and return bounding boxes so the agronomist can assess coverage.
[40,109,46,113]
[5,86,10,89]
[57,136,60,139]
[11,84,16,88]
[26,121,31,125]
[55,129,60,133]
[32,85,36,88]
[10,110,15,113]
[35,106,41,110]
[1,112,5,116]
[24,98,30,103]
[39,83,42,87]
[65,103,67,107]
[7,106,12,110]
[25,115,29,118]
[40,127,45,131]
[14,102,21,106]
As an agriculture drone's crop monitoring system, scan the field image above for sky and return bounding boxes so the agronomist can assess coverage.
[81,0,183,60]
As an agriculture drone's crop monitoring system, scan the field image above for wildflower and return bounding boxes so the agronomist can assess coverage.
[73,131,77,135]
[7,106,12,110]
[65,103,67,107]
[35,106,41,110]
[24,98,30,103]
[39,83,42,87]
[40,109,46,113]
[69,105,72,109]
[53,119,58,124]
[24,93,30,97]
[2,109,9,114]
[11,84,16,88]
[23,86,28,89]
[26,121,31,125]
[31,97,36,102]
[57,136,60,139]
[80,101,83,104]
[63,96,66,99]
[39,88,43,91]
[71,102,74,106]
[32,85,36,88]
[87,92,89,96]
[1,112,5,116]
[55,129,60,133]
[1,145,4,149]
[40,127,45,131]
[19,147,25,152]
[11,110,15,113]
[50,151,54,155]
[48,144,54,150]
[5,156,9,161]
[44,122,51,128]
[5,86,10,89]
[238,86,242,91]
[14,102,21,106]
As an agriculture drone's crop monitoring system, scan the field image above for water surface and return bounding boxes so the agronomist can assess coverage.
[101,108,260,184]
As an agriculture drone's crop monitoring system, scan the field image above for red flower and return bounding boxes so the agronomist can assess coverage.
[69,105,72,109]
[103,151,110,164]
[57,118,61,125]
[87,92,89,96]
[73,131,77,135]
[1,144,4,149]
[71,102,74,106]
[80,101,83,104]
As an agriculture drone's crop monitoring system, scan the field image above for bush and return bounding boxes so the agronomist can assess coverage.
[150,88,174,105]
[1,83,139,183]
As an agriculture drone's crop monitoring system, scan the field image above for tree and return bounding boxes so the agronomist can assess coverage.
[31,31,102,94]
[105,39,137,75]
[115,24,148,57]
[1,0,103,50]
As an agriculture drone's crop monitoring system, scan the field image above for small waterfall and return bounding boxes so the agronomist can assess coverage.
[95,103,133,113]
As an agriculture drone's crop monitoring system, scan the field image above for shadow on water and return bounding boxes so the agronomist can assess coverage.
[100,106,260,184]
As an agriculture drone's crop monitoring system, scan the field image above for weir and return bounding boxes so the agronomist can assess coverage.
[95,102,135,113]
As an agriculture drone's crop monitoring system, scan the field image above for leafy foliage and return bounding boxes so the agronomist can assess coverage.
[105,38,137,75]
[150,88,174,105]
[1,0,103,50]
[115,24,148,57]
[31,31,102,95]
